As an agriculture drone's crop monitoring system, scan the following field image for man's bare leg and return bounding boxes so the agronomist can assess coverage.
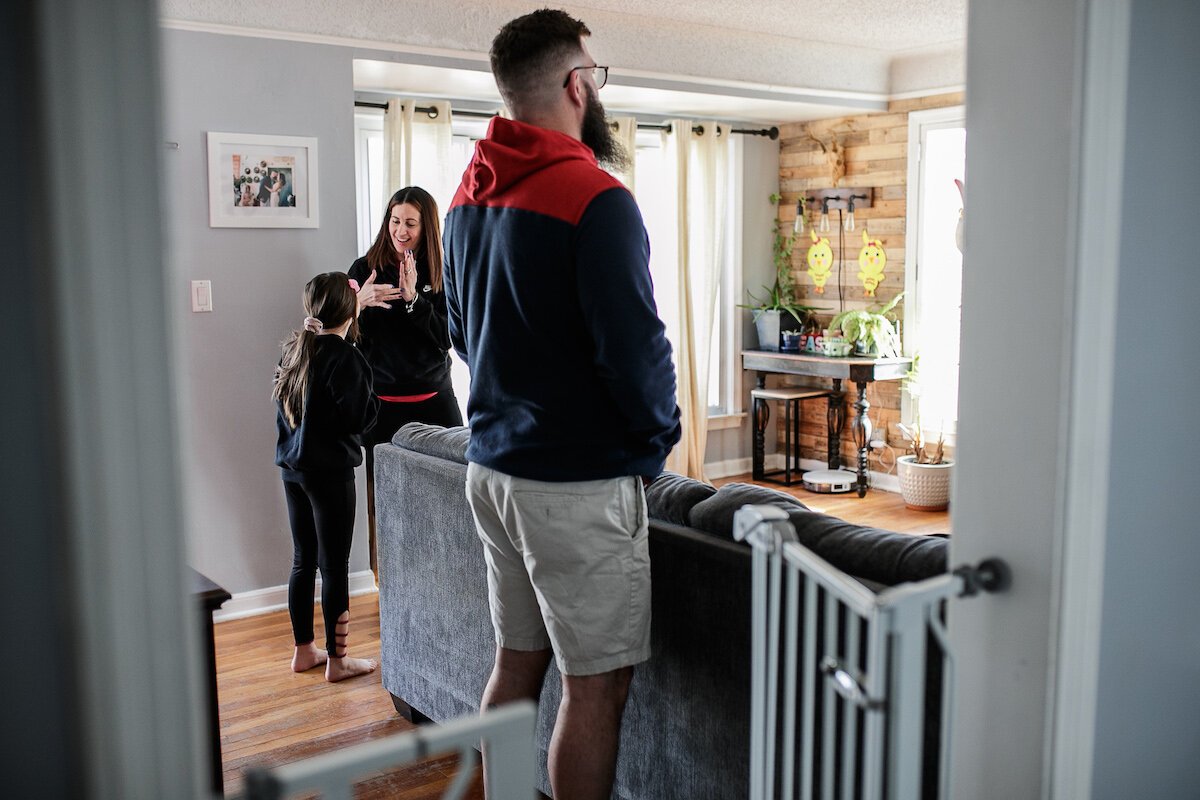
[549,666,634,800]
[481,647,552,798]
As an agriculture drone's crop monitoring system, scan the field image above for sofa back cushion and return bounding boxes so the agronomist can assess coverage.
[644,472,717,526]
[784,508,948,585]
[686,481,947,585]
[687,482,808,535]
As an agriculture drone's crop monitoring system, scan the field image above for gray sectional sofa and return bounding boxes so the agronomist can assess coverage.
[372,423,949,800]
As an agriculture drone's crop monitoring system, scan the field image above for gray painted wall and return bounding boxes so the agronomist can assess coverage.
[1091,1,1200,794]
[161,29,365,592]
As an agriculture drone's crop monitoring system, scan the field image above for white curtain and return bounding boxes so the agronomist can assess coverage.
[609,116,638,191]
[383,98,457,217]
[662,120,729,480]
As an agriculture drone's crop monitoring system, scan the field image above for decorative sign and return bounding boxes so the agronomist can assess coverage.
[805,230,833,294]
[857,230,886,297]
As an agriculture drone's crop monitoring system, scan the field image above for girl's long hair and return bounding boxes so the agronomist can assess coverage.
[273,272,359,429]
[365,186,445,292]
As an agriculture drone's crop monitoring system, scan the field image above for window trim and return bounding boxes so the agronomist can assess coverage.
[903,105,966,443]
[353,109,383,255]
[714,133,745,418]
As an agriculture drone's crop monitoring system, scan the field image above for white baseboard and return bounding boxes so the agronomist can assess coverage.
[704,453,900,494]
[213,570,378,622]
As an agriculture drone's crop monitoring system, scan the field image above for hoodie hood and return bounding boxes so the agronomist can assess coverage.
[456,117,599,205]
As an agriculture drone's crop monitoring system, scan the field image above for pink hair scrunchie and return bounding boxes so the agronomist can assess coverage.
[348,278,361,292]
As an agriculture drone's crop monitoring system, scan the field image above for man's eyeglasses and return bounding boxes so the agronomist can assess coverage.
[562,65,609,90]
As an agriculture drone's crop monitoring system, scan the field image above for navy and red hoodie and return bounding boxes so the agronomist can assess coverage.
[443,117,680,482]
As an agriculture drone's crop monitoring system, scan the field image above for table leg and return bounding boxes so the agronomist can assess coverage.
[850,380,873,497]
[827,379,845,470]
[752,372,768,480]
[201,607,223,795]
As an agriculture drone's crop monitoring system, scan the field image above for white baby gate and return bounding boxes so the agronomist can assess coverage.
[242,701,535,800]
[734,505,1007,800]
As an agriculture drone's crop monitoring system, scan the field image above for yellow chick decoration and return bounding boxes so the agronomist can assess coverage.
[857,229,886,297]
[805,229,834,294]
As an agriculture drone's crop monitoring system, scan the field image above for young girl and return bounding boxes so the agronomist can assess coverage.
[273,272,380,682]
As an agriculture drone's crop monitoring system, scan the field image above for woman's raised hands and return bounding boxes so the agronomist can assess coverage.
[356,269,404,312]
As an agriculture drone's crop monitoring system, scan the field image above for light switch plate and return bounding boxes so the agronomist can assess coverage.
[191,280,212,312]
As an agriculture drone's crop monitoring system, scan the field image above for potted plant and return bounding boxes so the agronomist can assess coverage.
[741,193,817,350]
[827,292,904,358]
[895,354,954,511]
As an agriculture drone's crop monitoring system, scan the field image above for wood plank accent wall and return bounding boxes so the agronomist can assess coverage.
[773,92,963,471]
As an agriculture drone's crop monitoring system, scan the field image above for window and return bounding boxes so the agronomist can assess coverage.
[354,106,741,420]
[904,107,966,438]
[353,110,384,255]
[352,107,486,421]
[633,129,740,418]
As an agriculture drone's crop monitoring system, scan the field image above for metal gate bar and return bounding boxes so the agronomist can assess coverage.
[734,505,1009,800]
[242,701,536,800]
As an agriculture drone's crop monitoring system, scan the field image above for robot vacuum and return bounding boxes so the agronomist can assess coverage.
[801,469,857,494]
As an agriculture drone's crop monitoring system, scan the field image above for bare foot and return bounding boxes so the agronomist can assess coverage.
[291,642,328,672]
[325,655,377,682]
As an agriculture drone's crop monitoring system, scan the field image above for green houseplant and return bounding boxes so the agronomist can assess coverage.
[741,193,817,350]
[827,292,904,358]
[896,354,953,510]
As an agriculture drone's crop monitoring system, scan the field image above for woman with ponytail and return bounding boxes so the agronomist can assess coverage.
[274,272,380,682]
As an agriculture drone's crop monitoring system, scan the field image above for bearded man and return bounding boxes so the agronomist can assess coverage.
[442,9,681,799]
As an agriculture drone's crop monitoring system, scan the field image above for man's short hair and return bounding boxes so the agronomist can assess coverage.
[490,9,591,114]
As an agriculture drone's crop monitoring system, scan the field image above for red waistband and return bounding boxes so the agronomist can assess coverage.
[378,392,438,403]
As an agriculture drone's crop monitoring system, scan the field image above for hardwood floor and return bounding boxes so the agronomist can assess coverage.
[213,479,946,797]
[215,595,484,799]
[713,474,952,534]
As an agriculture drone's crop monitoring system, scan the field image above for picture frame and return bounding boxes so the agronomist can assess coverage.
[206,132,319,228]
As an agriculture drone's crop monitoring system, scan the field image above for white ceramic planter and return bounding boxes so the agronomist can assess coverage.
[896,455,953,511]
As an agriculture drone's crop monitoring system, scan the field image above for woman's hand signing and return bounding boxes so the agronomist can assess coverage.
[357,269,404,311]
[397,250,418,302]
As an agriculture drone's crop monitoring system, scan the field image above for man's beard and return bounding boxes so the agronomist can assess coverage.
[581,85,629,173]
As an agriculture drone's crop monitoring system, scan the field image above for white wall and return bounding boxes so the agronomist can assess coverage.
[953,0,1200,797]
[949,0,1082,794]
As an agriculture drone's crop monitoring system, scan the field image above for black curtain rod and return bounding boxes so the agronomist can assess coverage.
[633,122,779,140]
[354,100,779,139]
[355,100,496,119]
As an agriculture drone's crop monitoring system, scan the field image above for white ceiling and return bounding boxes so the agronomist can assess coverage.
[555,0,966,54]
[163,0,968,124]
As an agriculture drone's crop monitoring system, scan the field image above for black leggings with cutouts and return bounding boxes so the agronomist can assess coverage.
[283,477,355,655]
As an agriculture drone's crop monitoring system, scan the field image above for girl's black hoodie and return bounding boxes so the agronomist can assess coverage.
[275,335,379,482]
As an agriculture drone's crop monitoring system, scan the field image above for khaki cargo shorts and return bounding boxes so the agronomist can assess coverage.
[465,462,651,676]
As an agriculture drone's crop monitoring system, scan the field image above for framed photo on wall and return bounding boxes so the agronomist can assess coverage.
[206,132,319,228]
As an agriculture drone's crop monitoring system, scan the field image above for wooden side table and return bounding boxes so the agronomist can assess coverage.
[742,350,912,497]
[191,569,231,795]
